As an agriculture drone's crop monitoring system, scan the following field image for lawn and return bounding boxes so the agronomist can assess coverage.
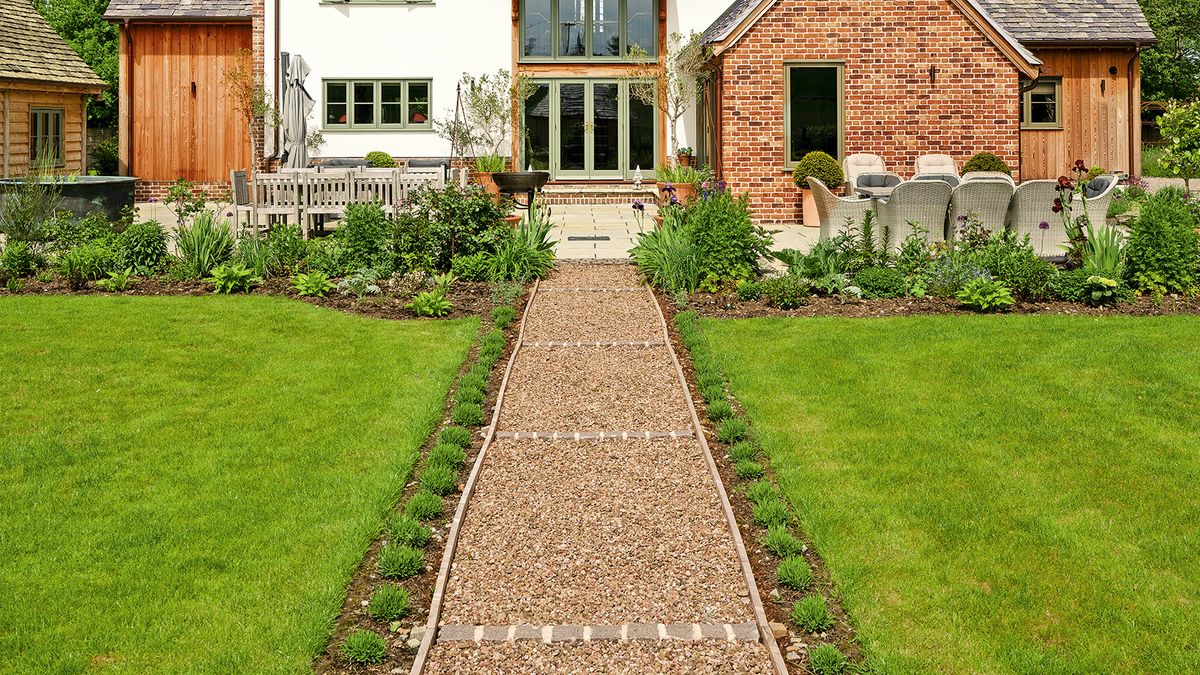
[0,296,476,674]
[705,315,1200,674]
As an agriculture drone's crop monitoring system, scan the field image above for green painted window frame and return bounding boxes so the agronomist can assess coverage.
[322,79,433,132]
[518,0,658,63]
[320,0,432,4]
[783,62,845,167]
[1020,77,1063,131]
[30,108,65,168]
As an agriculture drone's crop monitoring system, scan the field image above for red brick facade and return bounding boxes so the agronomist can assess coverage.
[716,0,1023,225]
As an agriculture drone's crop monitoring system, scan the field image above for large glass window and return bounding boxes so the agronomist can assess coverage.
[1021,78,1062,130]
[523,83,552,170]
[521,0,656,61]
[30,108,65,167]
[785,64,842,164]
[324,80,433,131]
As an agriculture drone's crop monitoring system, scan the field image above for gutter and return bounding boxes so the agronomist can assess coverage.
[124,18,133,178]
[272,0,281,165]
[1128,43,1141,176]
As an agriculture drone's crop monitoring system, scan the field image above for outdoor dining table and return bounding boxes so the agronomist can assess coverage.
[855,185,896,199]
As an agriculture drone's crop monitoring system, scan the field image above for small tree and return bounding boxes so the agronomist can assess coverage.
[624,32,711,161]
[1158,100,1200,191]
[224,48,280,171]
[436,70,533,161]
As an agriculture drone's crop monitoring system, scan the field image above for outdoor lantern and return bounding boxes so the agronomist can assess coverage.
[634,166,644,189]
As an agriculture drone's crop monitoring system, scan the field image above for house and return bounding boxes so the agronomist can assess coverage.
[104,0,255,201]
[699,0,1154,223]
[0,0,106,177]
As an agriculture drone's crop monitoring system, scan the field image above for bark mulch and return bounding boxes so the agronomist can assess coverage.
[425,639,773,674]
[439,438,753,627]
[522,290,664,344]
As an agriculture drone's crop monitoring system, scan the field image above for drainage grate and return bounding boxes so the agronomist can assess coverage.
[567,235,611,242]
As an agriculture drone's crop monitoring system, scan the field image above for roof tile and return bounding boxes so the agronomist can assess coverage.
[103,0,253,20]
[0,0,107,89]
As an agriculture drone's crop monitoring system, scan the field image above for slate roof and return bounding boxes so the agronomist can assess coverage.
[0,0,106,89]
[103,0,253,21]
[703,0,1154,47]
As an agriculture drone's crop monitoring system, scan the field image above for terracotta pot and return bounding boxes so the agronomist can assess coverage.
[674,183,697,204]
[800,188,819,228]
[653,214,665,229]
[503,214,523,228]
[677,154,693,168]
[473,171,501,197]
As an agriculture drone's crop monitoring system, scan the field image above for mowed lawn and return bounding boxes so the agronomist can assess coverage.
[705,316,1200,674]
[0,297,476,674]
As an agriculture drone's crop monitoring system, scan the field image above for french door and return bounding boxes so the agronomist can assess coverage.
[522,79,657,180]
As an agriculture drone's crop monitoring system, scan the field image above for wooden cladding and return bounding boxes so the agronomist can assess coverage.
[1020,49,1141,179]
[0,85,87,178]
[125,23,252,183]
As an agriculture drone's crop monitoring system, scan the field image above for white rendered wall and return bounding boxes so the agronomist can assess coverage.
[264,0,733,163]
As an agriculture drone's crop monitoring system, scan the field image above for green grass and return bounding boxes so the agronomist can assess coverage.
[1142,144,1171,178]
[0,296,476,674]
[705,315,1200,673]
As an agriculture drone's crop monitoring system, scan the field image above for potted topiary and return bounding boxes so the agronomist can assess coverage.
[365,151,398,168]
[961,152,1012,176]
[676,146,694,168]
[791,151,844,228]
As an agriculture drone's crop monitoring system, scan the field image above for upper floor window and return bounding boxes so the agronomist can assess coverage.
[521,0,657,61]
[30,108,65,168]
[1020,78,1062,130]
[324,80,431,131]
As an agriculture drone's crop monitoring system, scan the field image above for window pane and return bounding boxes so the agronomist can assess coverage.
[326,83,348,125]
[628,94,655,173]
[523,0,552,57]
[626,0,654,56]
[354,82,376,126]
[559,83,586,170]
[788,66,839,163]
[523,83,551,170]
[408,82,430,125]
[381,83,403,125]
[559,0,585,57]
[327,104,348,126]
[593,0,619,56]
[1031,103,1056,124]
[593,83,620,170]
[1030,86,1057,124]
[326,82,347,104]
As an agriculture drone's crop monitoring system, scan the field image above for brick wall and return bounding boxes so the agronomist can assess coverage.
[135,180,233,204]
[252,0,267,170]
[717,0,1022,225]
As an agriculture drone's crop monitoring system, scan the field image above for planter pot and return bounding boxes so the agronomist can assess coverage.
[653,214,665,229]
[473,171,501,198]
[658,181,698,205]
[677,154,693,168]
[503,214,523,228]
[800,188,819,228]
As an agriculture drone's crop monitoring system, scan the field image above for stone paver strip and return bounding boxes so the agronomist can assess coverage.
[493,430,694,440]
[523,290,663,343]
[498,346,692,433]
[438,438,752,627]
[425,639,774,674]
[434,622,761,644]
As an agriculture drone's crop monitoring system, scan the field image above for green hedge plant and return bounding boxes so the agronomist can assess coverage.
[962,152,1012,176]
[792,151,844,190]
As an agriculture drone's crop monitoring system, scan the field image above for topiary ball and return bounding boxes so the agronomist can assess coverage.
[365,151,398,168]
[792,151,844,190]
[962,152,1012,176]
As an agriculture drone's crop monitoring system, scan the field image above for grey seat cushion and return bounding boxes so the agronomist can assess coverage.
[1084,177,1111,199]
[914,174,961,188]
[857,173,901,188]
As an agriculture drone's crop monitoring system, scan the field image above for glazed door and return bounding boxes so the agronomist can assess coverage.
[534,79,646,180]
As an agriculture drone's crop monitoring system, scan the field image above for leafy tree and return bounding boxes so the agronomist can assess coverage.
[1138,0,1200,101]
[34,0,118,128]
[1157,100,1200,190]
[624,32,711,159]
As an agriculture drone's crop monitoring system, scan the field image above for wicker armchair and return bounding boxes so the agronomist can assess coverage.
[842,154,886,191]
[1006,180,1062,257]
[913,173,961,188]
[950,180,1015,233]
[963,171,1016,185]
[808,176,874,241]
[914,153,959,177]
[875,180,953,250]
[1074,176,1117,227]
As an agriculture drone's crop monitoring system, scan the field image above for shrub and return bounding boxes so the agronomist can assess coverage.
[736,279,762,301]
[408,290,453,317]
[428,443,467,470]
[267,224,307,275]
[292,271,336,298]
[491,304,517,329]
[452,252,493,281]
[488,221,556,282]
[630,218,701,294]
[700,384,725,404]
[956,278,1015,312]
[735,460,764,480]
[403,183,511,271]
[1123,187,1200,297]
[752,498,792,527]
[791,595,835,632]
[729,441,757,463]
[853,266,906,299]
[207,263,258,295]
[962,152,1012,176]
[420,465,458,496]
[367,585,410,622]
[792,151,844,189]
[685,189,771,292]
[387,515,431,548]
[58,242,120,289]
[763,525,804,557]
[233,236,272,278]
[116,221,169,275]
[92,137,119,175]
[306,237,348,277]
[95,268,134,292]
[452,402,485,427]
[377,544,424,579]
[365,151,398,168]
[0,241,42,278]
[809,644,849,675]
[338,268,383,299]
[778,556,814,591]
[337,201,392,273]
[404,490,442,520]
[176,212,234,278]
[706,400,733,421]
[342,629,387,665]
[718,417,749,444]
[1049,268,1090,302]
[745,481,775,505]
[988,247,1057,300]
[760,275,809,309]
[44,211,117,252]
[439,426,473,448]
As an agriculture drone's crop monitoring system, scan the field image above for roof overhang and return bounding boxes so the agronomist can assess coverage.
[0,76,106,94]
[1019,39,1155,49]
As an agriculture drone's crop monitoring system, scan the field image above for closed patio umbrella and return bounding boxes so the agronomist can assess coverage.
[281,54,314,169]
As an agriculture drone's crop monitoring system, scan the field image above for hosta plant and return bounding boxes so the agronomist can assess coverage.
[408,291,453,317]
[292,271,335,298]
[207,263,258,295]
[956,278,1015,313]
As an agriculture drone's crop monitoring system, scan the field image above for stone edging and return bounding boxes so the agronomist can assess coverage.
[435,622,761,644]
[537,287,646,293]
[493,430,696,440]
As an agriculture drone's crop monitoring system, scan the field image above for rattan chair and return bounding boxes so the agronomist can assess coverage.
[950,180,1015,234]
[1006,180,1062,257]
[963,171,1016,185]
[808,176,874,241]
[1074,176,1117,227]
[842,154,886,192]
[914,153,959,177]
[875,180,953,250]
[913,173,961,188]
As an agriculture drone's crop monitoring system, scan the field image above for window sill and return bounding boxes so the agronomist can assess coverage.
[1020,125,1064,131]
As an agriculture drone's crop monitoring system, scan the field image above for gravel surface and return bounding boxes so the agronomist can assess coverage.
[541,263,643,289]
[425,640,774,674]
[499,346,692,432]
[439,439,753,626]
[523,291,664,343]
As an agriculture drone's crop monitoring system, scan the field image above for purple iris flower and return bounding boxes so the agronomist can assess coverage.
[1038,221,1050,230]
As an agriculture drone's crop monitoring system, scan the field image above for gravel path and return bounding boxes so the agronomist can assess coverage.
[420,264,775,673]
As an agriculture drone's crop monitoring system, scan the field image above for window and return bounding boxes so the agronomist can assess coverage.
[520,0,657,61]
[324,80,432,130]
[30,108,65,167]
[1021,78,1062,130]
[785,64,843,164]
